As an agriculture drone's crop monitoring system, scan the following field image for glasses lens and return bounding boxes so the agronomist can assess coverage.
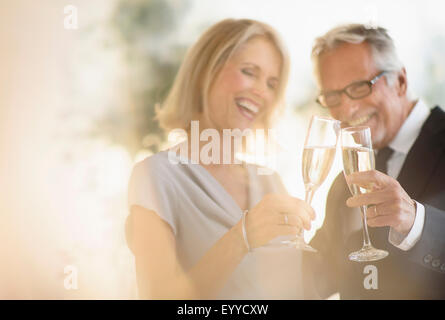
[346,82,371,99]
[319,92,341,108]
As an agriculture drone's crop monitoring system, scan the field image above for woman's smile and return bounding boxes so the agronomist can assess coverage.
[235,97,260,121]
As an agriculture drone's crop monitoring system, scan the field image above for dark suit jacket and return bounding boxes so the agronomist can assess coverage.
[304,106,445,299]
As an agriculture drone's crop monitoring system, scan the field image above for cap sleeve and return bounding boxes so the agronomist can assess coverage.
[126,157,178,251]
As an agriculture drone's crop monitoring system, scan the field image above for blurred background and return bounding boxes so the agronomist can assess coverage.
[1,0,444,299]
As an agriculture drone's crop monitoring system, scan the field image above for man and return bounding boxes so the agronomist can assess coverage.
[305,24,445,299]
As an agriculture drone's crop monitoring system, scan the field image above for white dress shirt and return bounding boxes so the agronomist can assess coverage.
[385,99,431,250]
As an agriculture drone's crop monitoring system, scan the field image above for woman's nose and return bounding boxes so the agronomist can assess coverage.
[251,78,269,99]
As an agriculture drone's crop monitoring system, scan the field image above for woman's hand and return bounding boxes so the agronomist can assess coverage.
[235,193,316,250]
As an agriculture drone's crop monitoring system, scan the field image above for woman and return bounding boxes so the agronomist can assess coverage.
[126,18,315,299]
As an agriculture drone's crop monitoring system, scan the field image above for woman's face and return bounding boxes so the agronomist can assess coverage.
[204,36,282,132]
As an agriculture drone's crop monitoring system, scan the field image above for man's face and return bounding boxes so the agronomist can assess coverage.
[317,42,406,149]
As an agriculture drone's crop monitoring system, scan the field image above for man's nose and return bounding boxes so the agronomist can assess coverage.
[331,94,360,122]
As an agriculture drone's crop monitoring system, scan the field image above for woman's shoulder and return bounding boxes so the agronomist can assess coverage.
[128,150,181,205]
[132,149,175,171]
[129,150,179,186]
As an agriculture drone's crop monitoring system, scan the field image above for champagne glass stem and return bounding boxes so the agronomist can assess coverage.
[360,205,372,248]
[304,188,315,205]
[300,188,316,238]
[288,187,317,252]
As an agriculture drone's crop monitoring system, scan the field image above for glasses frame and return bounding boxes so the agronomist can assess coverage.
[316,71,387,108]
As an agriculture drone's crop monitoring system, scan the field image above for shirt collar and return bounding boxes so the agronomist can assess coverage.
[389,99,430,155]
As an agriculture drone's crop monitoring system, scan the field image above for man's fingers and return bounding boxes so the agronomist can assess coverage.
[366,204,393,218]
[345,170,395,189]
[346,188,393,207]
[367,214,396,228]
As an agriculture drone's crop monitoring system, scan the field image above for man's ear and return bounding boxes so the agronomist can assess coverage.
[396,67,408,97]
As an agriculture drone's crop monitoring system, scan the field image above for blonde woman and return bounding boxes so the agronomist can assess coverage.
[126,18,315,299]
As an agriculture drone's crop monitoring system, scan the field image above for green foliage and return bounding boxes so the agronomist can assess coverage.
[93,0,191,157]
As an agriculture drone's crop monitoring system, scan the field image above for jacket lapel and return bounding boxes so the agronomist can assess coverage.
[397,107,445,199]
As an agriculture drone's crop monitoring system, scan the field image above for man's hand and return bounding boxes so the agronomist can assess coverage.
[345,170,416,235]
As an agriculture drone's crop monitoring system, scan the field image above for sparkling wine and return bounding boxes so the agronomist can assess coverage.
[340,126,388,262]
[302,146,336,191]
[342,146,375,195]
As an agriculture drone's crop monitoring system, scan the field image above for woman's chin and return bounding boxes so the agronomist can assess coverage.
[232,122,255,132]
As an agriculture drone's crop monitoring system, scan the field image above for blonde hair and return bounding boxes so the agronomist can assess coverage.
[155,18,290,134]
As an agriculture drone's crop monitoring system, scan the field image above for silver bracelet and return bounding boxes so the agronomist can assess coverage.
[242,209,251,252]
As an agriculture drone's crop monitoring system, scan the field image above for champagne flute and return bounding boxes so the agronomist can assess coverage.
[341,126,388,262]
[283,115,340,252]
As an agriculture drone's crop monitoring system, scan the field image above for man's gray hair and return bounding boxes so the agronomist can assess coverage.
[311,24,404,86]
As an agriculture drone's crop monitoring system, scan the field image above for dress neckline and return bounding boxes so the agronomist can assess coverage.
[162,149,252,215]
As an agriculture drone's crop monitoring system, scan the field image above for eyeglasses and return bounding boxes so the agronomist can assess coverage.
[316,71,387,108]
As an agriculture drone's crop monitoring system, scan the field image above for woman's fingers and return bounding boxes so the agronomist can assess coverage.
[269,225,300,239]
[296,198,316,220]
[274,212,308,230]
[246,193,316,248]
[269,195,315,228]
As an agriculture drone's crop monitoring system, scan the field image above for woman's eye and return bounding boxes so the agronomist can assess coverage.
[268,80,278,90]
[241,68,255,76]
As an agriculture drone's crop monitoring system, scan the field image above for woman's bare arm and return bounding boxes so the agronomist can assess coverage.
[130,193,314,299]
[130,205,247,299]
